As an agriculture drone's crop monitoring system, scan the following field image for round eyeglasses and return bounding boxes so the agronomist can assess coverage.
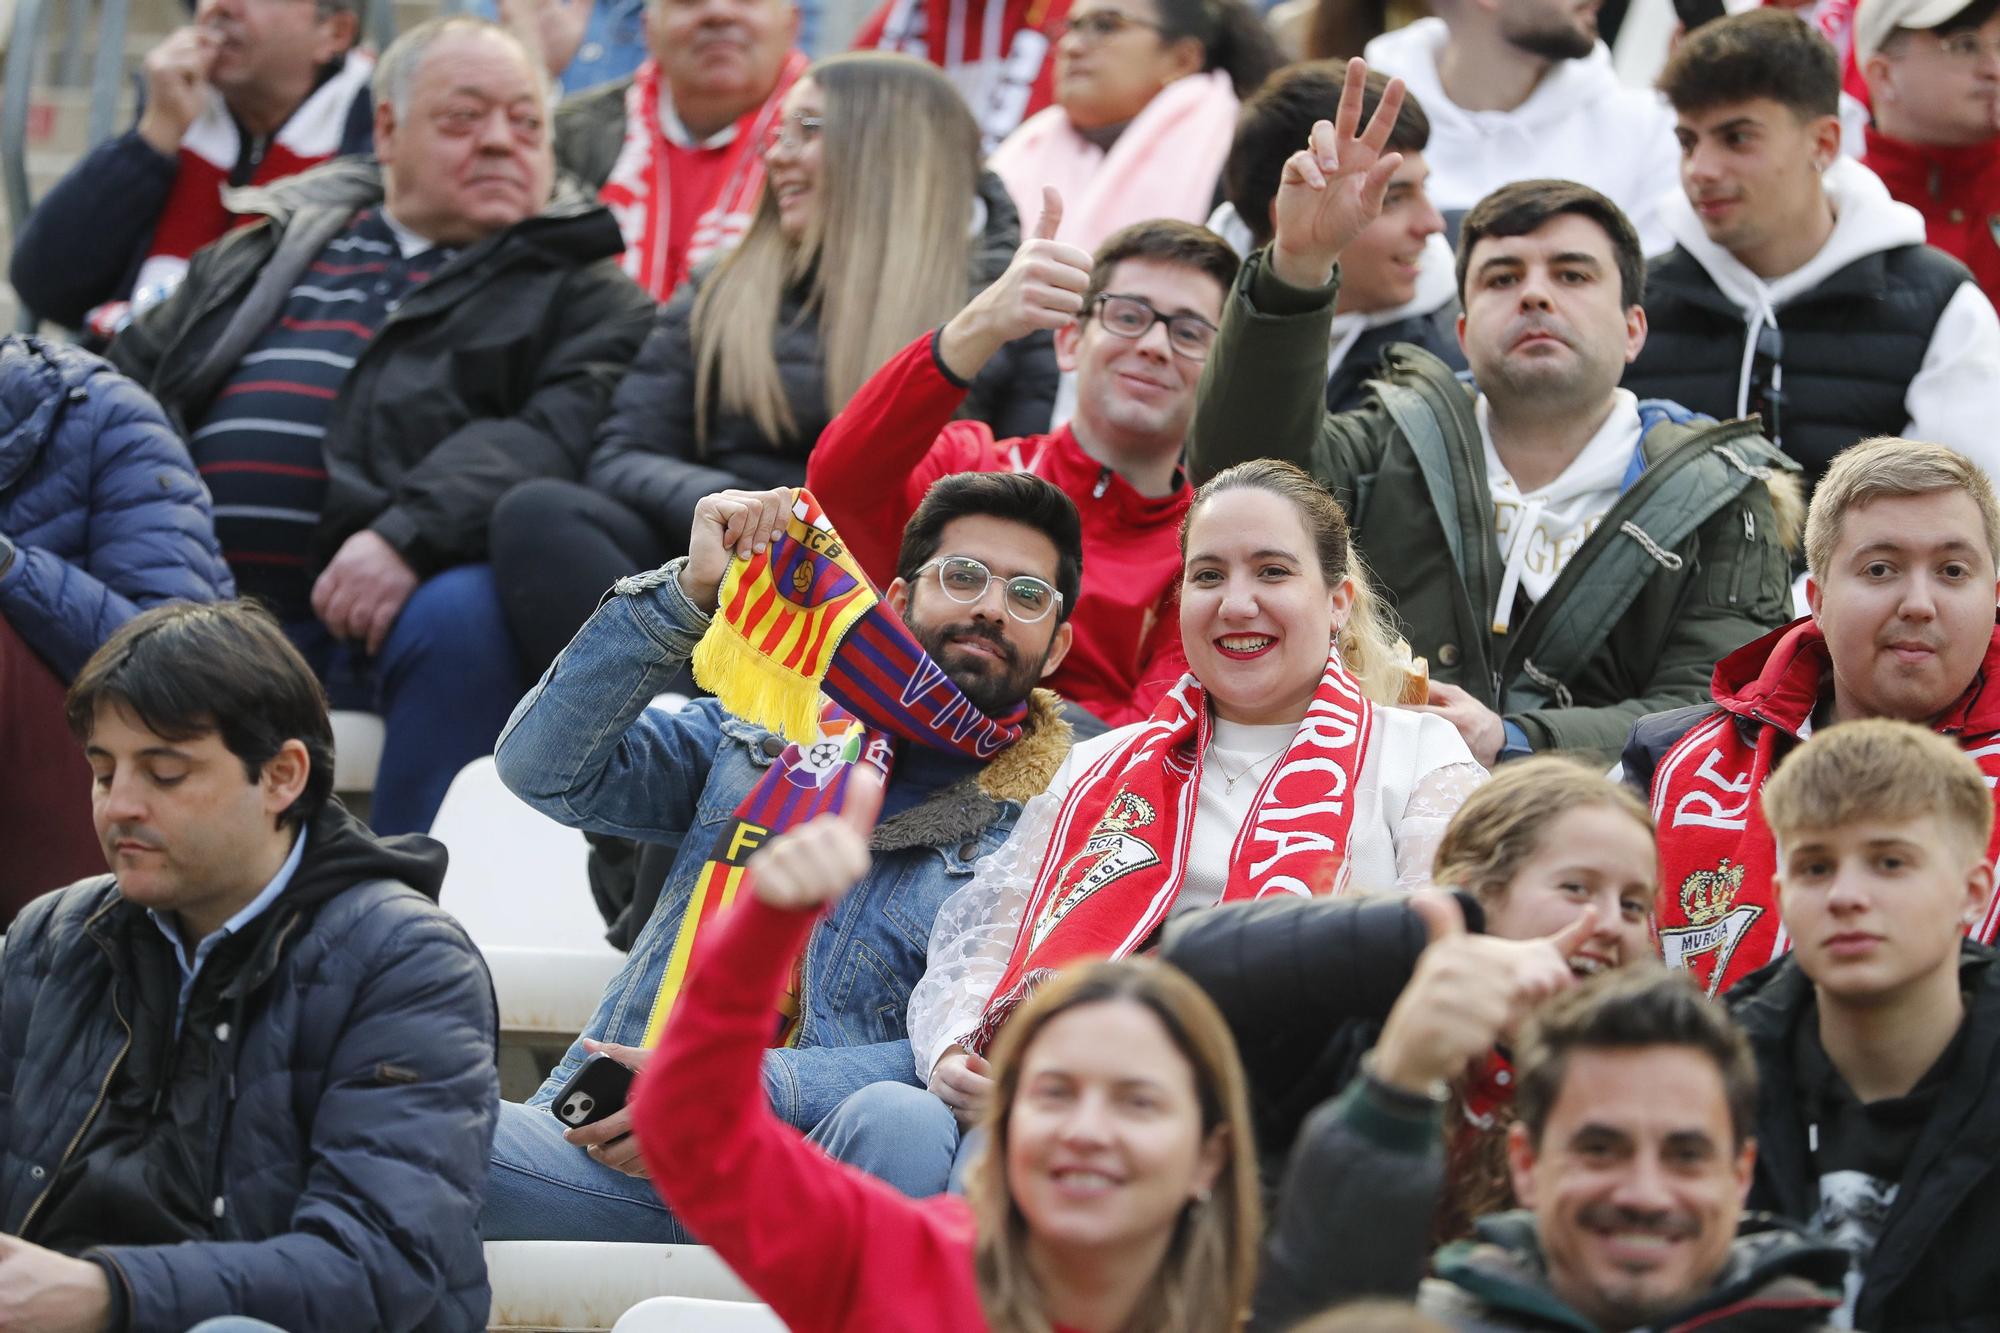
[917,556,1064,624]
[761,112,824,157]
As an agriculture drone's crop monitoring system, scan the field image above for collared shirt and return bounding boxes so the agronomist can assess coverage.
[148,829,307,1035]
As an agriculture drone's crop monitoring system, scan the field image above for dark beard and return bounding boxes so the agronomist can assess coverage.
[913,618,1046,717]
[1505,18,1595,62]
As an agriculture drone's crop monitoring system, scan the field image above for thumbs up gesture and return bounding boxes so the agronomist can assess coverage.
[938,186,1097,381]
[1368,892,1594,1097]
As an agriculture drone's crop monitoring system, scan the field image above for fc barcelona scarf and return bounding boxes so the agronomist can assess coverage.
[639,490,1026,1046]
[967,648,1376,1054]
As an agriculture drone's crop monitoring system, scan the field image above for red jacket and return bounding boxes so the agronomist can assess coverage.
[1863,125,2000,307]
[807,331,1191,727]
[636,893,1083,1333]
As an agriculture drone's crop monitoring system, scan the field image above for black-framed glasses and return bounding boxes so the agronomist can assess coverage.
[1063,9,1166,40]
[917,556,1065,623]
[761,113,823,157]
[1089,293,1218,361]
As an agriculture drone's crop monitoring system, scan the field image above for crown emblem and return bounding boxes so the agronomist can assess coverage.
[1680,859,1747,927]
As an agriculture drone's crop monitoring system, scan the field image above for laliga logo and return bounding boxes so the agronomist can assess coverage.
[781,722,864,791]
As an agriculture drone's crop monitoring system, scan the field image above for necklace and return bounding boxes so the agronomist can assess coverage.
[1207,740,1289,793]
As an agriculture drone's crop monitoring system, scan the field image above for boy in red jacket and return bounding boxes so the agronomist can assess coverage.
[807,195,1239,732]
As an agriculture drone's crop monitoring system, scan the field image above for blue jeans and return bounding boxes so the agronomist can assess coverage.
[480,1083,969,1241]
[291,564,526,835]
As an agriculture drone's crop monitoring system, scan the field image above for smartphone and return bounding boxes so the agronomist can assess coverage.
[550,1052,635,1130]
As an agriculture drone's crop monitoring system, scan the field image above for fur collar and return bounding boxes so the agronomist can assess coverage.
[872,690,1072,853]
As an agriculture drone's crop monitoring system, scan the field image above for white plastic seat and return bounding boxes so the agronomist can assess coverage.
[329,710,385,795]
[429,758,622,1037]
[611,1297,787,1333]
[483,1241,759,1332]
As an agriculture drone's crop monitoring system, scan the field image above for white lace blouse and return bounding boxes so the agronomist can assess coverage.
[906,705,1488,1080]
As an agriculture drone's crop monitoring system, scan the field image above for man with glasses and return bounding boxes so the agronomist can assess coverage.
[481,473,1079,1239]
[1625,9,2000,500]
[1860,0,2000,307]
[1191,61,1800,769]
[809,209,1239,734]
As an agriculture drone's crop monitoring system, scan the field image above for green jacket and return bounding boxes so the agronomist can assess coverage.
[1188,252,1804,766]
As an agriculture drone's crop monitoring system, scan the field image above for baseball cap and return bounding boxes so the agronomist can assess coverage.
[1855,0,1983,61]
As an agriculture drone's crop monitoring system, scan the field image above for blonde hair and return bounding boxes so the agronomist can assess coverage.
[968,958,1262,1333]
[1289,1302,1454,1333]
[1804,437,2000,582]
[1432,755,1654,907]
[1182,459,1409,704]
[692,53,979,445]
[1762,717,1994,856]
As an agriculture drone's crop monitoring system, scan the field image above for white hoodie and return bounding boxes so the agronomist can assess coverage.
[1657,157,2000,485]
[1364,18,1681,255]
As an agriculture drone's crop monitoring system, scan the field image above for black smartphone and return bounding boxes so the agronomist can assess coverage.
[550,1052,636,1129]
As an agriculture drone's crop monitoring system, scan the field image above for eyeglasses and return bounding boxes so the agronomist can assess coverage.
[760,113,823,157]
[1089,293,1218,361]
[1922,30,2000,61]
[917,556,1065,624]
[1062,9,1165,40]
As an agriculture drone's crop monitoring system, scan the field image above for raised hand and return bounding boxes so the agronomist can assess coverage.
[747,765,886,912]
[1269,57,1408,290]
[677,486,797,613]
[136,26,220,157]
[937,186,1096,381]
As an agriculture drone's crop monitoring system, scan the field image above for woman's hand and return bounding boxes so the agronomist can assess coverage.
[747,766,887,911]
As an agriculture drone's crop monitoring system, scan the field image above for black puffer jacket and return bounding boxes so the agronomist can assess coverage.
[1728,945,2000,1333]
[0,802,498,1333]
[584,170,1059,543]
[110,158,655,579]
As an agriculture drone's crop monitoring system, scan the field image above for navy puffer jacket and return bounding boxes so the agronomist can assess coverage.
[0,335,231,679]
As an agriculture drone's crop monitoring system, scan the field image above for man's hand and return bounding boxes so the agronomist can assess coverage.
[936,187,1094,382]
[746,768,885,911]
[563,1038,653,1177]
[136,27,220,157]
[677,487,797,614]
[1411,679,1506,767]
[1370,893,1590,1096]
[1268,57,1408,290]
[311,529,419,656]
[0,1235,112,1333]
[497,0,594,79]
[927,1044,994,1127]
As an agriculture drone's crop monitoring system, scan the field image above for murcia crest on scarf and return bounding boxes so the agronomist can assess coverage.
[965,648,1376,1054]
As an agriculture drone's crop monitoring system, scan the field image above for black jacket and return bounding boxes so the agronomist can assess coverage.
[584,171,1058,544]
[1327,304,1465,414]
[1161,891,1483,1182]
[1727,945,2000,1332]
[0,802,498,1333]
[109,158,656,579]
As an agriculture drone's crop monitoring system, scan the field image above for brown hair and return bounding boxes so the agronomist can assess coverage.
[1762,717,1995,858]
[1513,966,1757,1150]
[1455,179,1646,310]
[1657,9,1840,121]
[1432,755,1654,906]
[1181,459,1408,705]
[1289,1301,1454,1333]
[968,957,1262,1333]
[1803,436,2000,582]
[1081,218,1242,315]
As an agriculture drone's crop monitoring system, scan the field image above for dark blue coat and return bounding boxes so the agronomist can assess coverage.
[0,336,231,679]
[0,803,498,1332]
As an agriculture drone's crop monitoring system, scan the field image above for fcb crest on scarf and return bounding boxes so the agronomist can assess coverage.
[641,489,1030,1047]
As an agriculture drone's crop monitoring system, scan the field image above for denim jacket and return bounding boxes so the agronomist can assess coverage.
[494,559,1071,1130]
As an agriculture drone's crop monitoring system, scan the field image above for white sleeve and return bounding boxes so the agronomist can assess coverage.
[1391,759,1489,891]
[1626,96,1683,260]
[1904,282,2000,486]
[907,786,1064,1081]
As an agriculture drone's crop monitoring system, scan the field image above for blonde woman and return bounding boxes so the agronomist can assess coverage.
[632,778,1264,1332]
[489,52,1058,674]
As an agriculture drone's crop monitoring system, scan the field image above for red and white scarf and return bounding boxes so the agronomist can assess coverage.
[598,52,806,300]
[868,0,1069,152]
[1652,706,2000,997]
[968,650,1376,1052]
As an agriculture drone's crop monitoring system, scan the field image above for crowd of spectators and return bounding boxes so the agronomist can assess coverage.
[5,0,2000,1327]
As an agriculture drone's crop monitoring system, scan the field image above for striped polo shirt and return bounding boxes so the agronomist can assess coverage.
[191,208,448,623]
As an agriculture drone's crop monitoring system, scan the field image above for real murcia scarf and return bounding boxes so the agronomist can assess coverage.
[1652,704,2000,998]
[639,490,1026,1046]
[968,649,1376,1053]
[598,52,807,301]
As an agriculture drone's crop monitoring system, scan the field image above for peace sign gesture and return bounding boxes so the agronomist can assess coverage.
[1269,58,1409,290]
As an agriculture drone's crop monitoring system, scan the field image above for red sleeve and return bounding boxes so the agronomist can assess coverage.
[1127,595,1188,723]
[805,331,1005,586]
[850,0,892,48]
[634,895,952,1333]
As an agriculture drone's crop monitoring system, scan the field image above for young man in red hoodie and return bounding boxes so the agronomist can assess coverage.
[1859,0,2000,306]
[807,193,1238,733]
[1623,436,2000,996]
